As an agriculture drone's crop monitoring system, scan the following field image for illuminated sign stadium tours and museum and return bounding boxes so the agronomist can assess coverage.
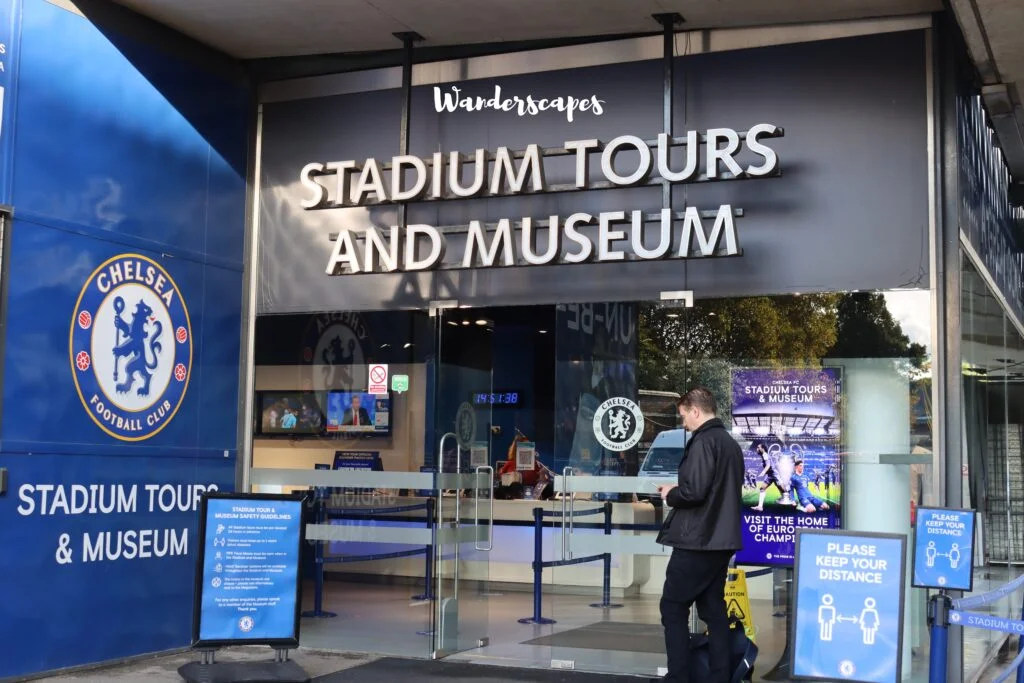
[299,124,783,275]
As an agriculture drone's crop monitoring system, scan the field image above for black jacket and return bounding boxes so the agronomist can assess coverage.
[656,418,745,552]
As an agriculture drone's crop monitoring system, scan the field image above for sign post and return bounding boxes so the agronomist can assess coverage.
[179,492,310,683]
[792,529,907,683]
[912,507,976,592]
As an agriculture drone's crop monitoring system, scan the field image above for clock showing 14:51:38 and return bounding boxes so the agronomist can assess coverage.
[472,391,522,407]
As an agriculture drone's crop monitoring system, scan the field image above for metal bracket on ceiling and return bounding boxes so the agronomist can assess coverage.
[393,31,426,45]
[651,12,685,29]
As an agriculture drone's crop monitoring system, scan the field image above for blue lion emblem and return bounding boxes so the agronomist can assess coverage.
[111,296,163,397]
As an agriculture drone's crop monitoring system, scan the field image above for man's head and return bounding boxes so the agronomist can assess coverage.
[350,394,362,410]
[793,456,804,474]
[677,387,717,432]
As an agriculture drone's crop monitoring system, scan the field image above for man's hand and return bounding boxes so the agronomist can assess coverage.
[820,502,830,511]
[803,504,816,513]
[657,484,677,500]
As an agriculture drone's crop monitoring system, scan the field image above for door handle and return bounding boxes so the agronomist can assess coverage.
[561,466,575,559]
[474,466,494,551]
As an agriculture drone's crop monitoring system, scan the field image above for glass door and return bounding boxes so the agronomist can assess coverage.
[431,305,494,657]
[542,301,672,677]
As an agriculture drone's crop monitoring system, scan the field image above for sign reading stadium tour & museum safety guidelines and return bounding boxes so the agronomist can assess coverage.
[192,493,306,648]
[732,367,843,566]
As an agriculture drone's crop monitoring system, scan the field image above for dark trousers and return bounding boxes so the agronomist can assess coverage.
[660,548,734,683]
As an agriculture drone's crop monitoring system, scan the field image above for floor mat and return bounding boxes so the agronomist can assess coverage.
[312,657,644,682]
[521,622,665,654]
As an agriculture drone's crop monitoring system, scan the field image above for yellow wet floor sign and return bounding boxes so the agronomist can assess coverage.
[725,568,756,642]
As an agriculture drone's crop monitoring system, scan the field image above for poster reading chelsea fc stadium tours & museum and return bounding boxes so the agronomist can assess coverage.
[732,368,843,566]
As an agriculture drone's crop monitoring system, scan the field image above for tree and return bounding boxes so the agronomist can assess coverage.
[826,292,927,363]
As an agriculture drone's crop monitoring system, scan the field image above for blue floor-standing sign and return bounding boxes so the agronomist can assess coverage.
[912,507,976,592]
[792,529,907,683]
[192,492,306,648]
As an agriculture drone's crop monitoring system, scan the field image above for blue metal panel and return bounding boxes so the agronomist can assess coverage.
[0,0,22,205]
[0,1,250,678]
[12,0,247,264]
[2,219,241,455]
[0,453,235,679]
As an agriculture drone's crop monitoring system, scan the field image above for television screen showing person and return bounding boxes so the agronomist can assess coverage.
[342,394,371,427]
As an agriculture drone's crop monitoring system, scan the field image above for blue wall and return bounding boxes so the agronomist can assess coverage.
[0,0,249,677]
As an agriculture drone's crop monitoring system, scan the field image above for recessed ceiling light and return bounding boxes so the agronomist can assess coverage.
[709,312,717,316]
[462,320,470,326]
[404,343,412,349]
[539,329,548,334]
[666,313,679,319]
[380,343,390,348]
[447,320,458,326]
[475,319,488,326]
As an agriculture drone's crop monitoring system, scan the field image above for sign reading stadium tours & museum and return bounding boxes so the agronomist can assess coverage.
[298,125,784,275]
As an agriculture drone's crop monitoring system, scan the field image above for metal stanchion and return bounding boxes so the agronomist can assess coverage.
[1017,589,1024,683]
[590,502,624,610]
[412,497,435,601]
[761,567,793,680]
[928,592,951,683]
[519,507,556,625]
[301,499,337,618]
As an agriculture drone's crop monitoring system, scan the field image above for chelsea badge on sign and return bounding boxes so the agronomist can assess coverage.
[70,254,193,441]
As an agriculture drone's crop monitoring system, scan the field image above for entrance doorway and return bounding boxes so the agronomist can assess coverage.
[249,291,925,677]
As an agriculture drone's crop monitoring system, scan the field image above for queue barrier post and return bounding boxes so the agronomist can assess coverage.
[302,499,433,619]
[927,592,951,683]
[518,506,556,625]
[412,497,435,602]
[1018,588,1024,683]
[302,498,338,619]
[590,502,623,610]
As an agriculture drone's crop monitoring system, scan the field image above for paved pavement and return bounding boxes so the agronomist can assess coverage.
[37,647,377,682]
[31,644,1023,682]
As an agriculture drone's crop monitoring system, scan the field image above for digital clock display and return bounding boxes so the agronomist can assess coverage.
[472,391,521,406]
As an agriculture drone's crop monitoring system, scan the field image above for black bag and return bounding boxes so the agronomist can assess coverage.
[687,619,757,682]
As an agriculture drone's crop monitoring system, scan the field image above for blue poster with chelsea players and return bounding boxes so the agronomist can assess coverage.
[194,494,305,646]
[793,529,907,683]
[732,367,843,566]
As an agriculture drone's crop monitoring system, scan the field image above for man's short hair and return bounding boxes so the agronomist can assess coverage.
[678,387,718,415]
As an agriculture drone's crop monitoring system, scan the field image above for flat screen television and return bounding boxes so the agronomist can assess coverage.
[325,390,392,436]
[257,391,324,436]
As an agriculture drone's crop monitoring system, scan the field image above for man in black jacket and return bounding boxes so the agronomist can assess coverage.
[656,387,745,683]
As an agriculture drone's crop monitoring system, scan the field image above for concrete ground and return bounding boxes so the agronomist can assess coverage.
[28,646,1022,682]
[34,647,378,682]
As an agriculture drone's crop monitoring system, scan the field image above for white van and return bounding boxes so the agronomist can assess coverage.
[636,428,689,504]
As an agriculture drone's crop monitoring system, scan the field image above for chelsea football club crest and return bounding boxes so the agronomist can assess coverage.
[70,254,193,441]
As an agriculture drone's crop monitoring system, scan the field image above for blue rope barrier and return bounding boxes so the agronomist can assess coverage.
[541,507,606,519]
[519,504,620,624]
[745,568,773,579]
[931,572,1024,683]
[994,646,1024,683]
[324,547,426,563]
[540,553,607,569]
[303,497,435,619]
[953,573,1024,610]
[325,503,430,516]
